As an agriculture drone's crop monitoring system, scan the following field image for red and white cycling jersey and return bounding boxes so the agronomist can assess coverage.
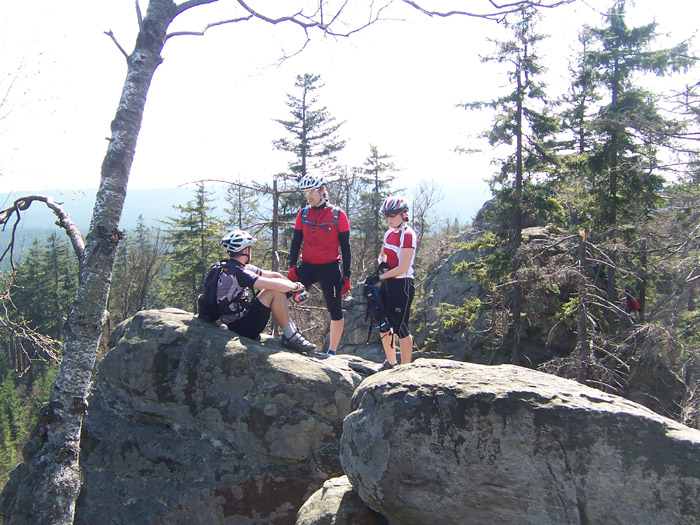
[382,223,417,279]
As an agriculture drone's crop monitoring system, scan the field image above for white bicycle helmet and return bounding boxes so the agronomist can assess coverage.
[298,174,327,191]
[221,230,256,254]
[381,195,409,216]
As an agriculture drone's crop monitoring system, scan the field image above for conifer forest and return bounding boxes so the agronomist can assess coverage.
[0,0,699,516]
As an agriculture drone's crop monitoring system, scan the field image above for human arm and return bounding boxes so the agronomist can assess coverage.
[336,211,351,278]
[253,275,304,293]
[259,269,286,280]
[337,211,351,294]
[288,212,304,268]
[339,230,351,278]
[379,247,415,280]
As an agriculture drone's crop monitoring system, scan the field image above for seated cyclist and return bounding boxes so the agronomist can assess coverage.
[218,229,316,353]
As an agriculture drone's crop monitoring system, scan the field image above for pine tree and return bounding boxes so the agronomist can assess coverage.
[273,73,346,179]
[354,144,398,265]
[459,7,559,363]
[164,184,224,311]
[110,217,167,323]
[578,0,693,303]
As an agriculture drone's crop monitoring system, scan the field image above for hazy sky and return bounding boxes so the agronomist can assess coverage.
[0,0,697,208]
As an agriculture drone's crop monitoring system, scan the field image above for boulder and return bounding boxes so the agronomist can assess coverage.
[340,359,700,525]
[296,475,387,525]
[73,308,375,524]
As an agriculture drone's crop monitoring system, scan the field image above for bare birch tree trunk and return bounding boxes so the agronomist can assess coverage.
[1,2,176,523]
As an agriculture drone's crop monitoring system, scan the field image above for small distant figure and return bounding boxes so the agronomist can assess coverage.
[625,291,641,320]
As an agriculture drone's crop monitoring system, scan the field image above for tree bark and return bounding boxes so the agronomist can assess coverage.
[0,2,177,523]
[272,178,280,272]
[575,231,590,383]
[511,62,524,366]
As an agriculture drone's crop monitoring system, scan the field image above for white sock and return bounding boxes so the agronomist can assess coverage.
[282,325,296,338]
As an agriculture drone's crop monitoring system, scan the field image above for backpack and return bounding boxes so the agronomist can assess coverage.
[301,205,341,234]
[197,260,233,323]
[364,281,390,343]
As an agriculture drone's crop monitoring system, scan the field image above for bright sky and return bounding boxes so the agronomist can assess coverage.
[0,0,697,210]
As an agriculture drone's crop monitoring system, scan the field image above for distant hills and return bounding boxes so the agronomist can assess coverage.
[0,185,489,270]
[1,188,201,233]
[0,188,200,271]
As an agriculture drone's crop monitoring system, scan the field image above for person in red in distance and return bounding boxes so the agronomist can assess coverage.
[373,195,417,370]
[288,174,351,357]
[625,290,641,320]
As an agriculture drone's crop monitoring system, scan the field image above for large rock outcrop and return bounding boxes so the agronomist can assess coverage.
[5,307,699,524]
[339,359,700,525]
[71,308,373,524]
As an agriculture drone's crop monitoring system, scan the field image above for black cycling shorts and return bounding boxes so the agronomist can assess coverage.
[295,260,343,320]
[380,278,414,339]
[226,298,271,339]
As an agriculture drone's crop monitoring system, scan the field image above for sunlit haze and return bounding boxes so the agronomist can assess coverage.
[0,0,697,220]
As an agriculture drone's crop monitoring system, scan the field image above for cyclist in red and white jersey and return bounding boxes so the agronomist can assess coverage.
[376,195,416,369]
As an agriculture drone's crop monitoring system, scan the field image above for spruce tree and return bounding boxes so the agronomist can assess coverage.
[459,7,559,363]
[164,184,224,311]
[10,234,77,343]
[273,73,346,179]
[577,0,693,303]
[224,179,259,231]
[355,144,398,264]
[273,74,347,241]
[110,217,167,323]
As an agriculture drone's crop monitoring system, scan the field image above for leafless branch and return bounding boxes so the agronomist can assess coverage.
[175,0,219,15]
[190,177,300,195]
[401,0,575,21]
[0,195,85,271]
[492,275,545,291]
[0,284,61,372]
[104,30,129,58]
[166,16,254,40]
[136,0,145,34]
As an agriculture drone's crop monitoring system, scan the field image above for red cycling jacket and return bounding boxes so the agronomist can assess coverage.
[293,205,350,264]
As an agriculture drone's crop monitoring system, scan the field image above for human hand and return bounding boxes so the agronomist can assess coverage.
[287,266,299,282]
[293,289,309,305]
[364,274,380,286]
[342,277,351,295]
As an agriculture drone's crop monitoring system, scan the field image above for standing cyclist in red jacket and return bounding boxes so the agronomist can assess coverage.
[288,174,352,356]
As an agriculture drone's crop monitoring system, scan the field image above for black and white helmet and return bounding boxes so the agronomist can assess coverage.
[381,195,409,216]
[299,174,326,191]
[221,230,256,254]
